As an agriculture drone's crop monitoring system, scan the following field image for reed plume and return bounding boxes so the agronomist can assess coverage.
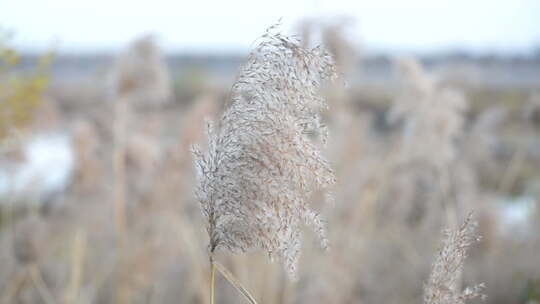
[389,58,467,170]
[321,17,359,76]
[109,34,171,107]
[424,213,485,304]
[191,24,338,279]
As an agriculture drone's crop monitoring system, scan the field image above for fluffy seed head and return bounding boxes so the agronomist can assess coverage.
[424,213,486,304]
[191,24,337,279]
[389,58,467,169]
[110,34,171,106]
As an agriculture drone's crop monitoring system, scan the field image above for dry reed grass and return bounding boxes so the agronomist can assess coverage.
[192,24,338,281]
[1,22,540,304]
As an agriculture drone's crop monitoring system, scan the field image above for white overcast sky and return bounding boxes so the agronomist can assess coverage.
[2,0,539,54]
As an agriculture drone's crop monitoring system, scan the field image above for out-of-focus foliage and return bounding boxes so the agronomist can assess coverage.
[174,66,209,103]
[0,29,52,139]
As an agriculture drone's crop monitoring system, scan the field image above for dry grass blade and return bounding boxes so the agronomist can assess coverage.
[113,98,128,242]
[29,265,55,304]
[214,261,258,304]
[210,261,216,304]
[64,230,87,304]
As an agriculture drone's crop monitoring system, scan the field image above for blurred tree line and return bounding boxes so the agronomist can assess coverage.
[0,28,52,140]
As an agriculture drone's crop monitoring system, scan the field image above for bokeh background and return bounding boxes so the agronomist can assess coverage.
[1,1,539,303]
